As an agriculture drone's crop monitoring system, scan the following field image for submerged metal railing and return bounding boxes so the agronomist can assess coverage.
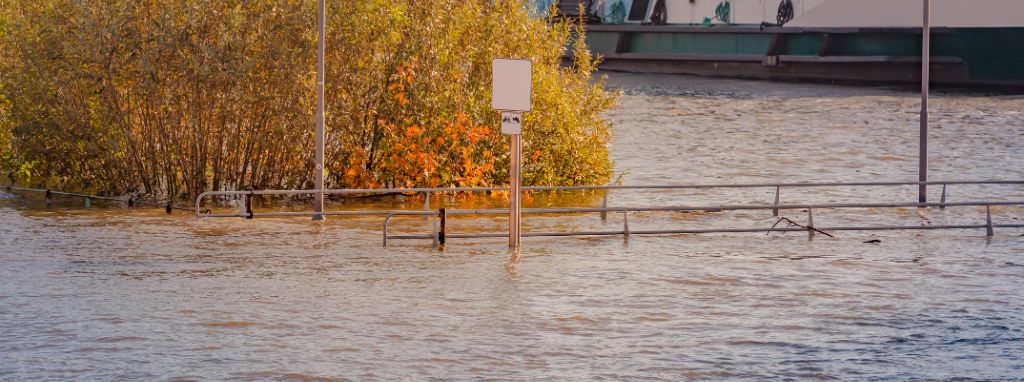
[192,180,1024,246]
[3,185,187,212]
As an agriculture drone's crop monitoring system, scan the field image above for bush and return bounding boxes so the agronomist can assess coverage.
[0,0,616,198]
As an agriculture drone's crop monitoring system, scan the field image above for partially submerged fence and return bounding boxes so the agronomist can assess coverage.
[193,180,1024,246]
[2,185,190,212]
[5,180,1020,245]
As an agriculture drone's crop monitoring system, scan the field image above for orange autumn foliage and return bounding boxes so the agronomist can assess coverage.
[1,0,616,198]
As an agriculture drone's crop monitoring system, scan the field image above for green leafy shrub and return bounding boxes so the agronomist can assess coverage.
[0,0,616,198]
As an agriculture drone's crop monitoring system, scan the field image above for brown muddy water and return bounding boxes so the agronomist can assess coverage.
[2,73,1024,381]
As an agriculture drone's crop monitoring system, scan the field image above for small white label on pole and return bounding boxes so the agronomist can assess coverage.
[492,59,532,112]
[501,112,522,135]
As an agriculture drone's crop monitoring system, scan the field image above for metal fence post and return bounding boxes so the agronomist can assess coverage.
[940,184,947,209]
[439,208,447,247]
[623,211,630,240]
[601,187,609,222]
[431,216,438,247]
[382,213,394,247]
[245,189,254,219]
[424,191,431,221]
[773,186,780,217]
[986,205,994,237]
[807,208,815,238]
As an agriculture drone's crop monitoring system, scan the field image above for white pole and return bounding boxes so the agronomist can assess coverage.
[510,134,521,249]
[313,0,326,220]
[919,0,930,204]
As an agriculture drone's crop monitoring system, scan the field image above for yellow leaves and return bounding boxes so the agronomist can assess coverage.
[354,2,614,190]
[1,0,615,194]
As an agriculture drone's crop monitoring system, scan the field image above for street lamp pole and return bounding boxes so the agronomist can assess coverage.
[919,0,930,204]
[313,0,326,220]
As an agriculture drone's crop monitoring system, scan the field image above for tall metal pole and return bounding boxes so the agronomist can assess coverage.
[313,0,326,220]
[509,134,521,249]
[919,0,930,204]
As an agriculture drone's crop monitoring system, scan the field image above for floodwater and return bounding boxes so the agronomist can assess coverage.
[2,73,1024,381]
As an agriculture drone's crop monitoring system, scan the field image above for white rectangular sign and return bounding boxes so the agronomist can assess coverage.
[492,58,532,112]
[501,112,522,135]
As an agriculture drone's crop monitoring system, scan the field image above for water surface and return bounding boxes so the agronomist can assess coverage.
[2,73,1023,381]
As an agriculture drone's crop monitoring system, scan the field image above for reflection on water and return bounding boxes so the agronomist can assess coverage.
[2,73,1023,380]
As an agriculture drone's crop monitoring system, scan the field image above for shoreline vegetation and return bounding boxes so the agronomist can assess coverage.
[0,0,616,202]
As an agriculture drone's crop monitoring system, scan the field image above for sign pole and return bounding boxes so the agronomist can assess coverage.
[919,0,930,204]
[313,0,326,220]
[491,58,531,250]
[510,133,521,249]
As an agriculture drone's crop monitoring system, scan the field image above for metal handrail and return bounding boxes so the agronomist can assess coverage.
[228,200,1023,219]
[377,200,1023,245]
[4,185,187,211]
[5,186,128,202]
[7,180,1022,245]
[386,224,1024,241]
[193,179,1024,214]
[193,197,1024,219]
[441,200,1024,215]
